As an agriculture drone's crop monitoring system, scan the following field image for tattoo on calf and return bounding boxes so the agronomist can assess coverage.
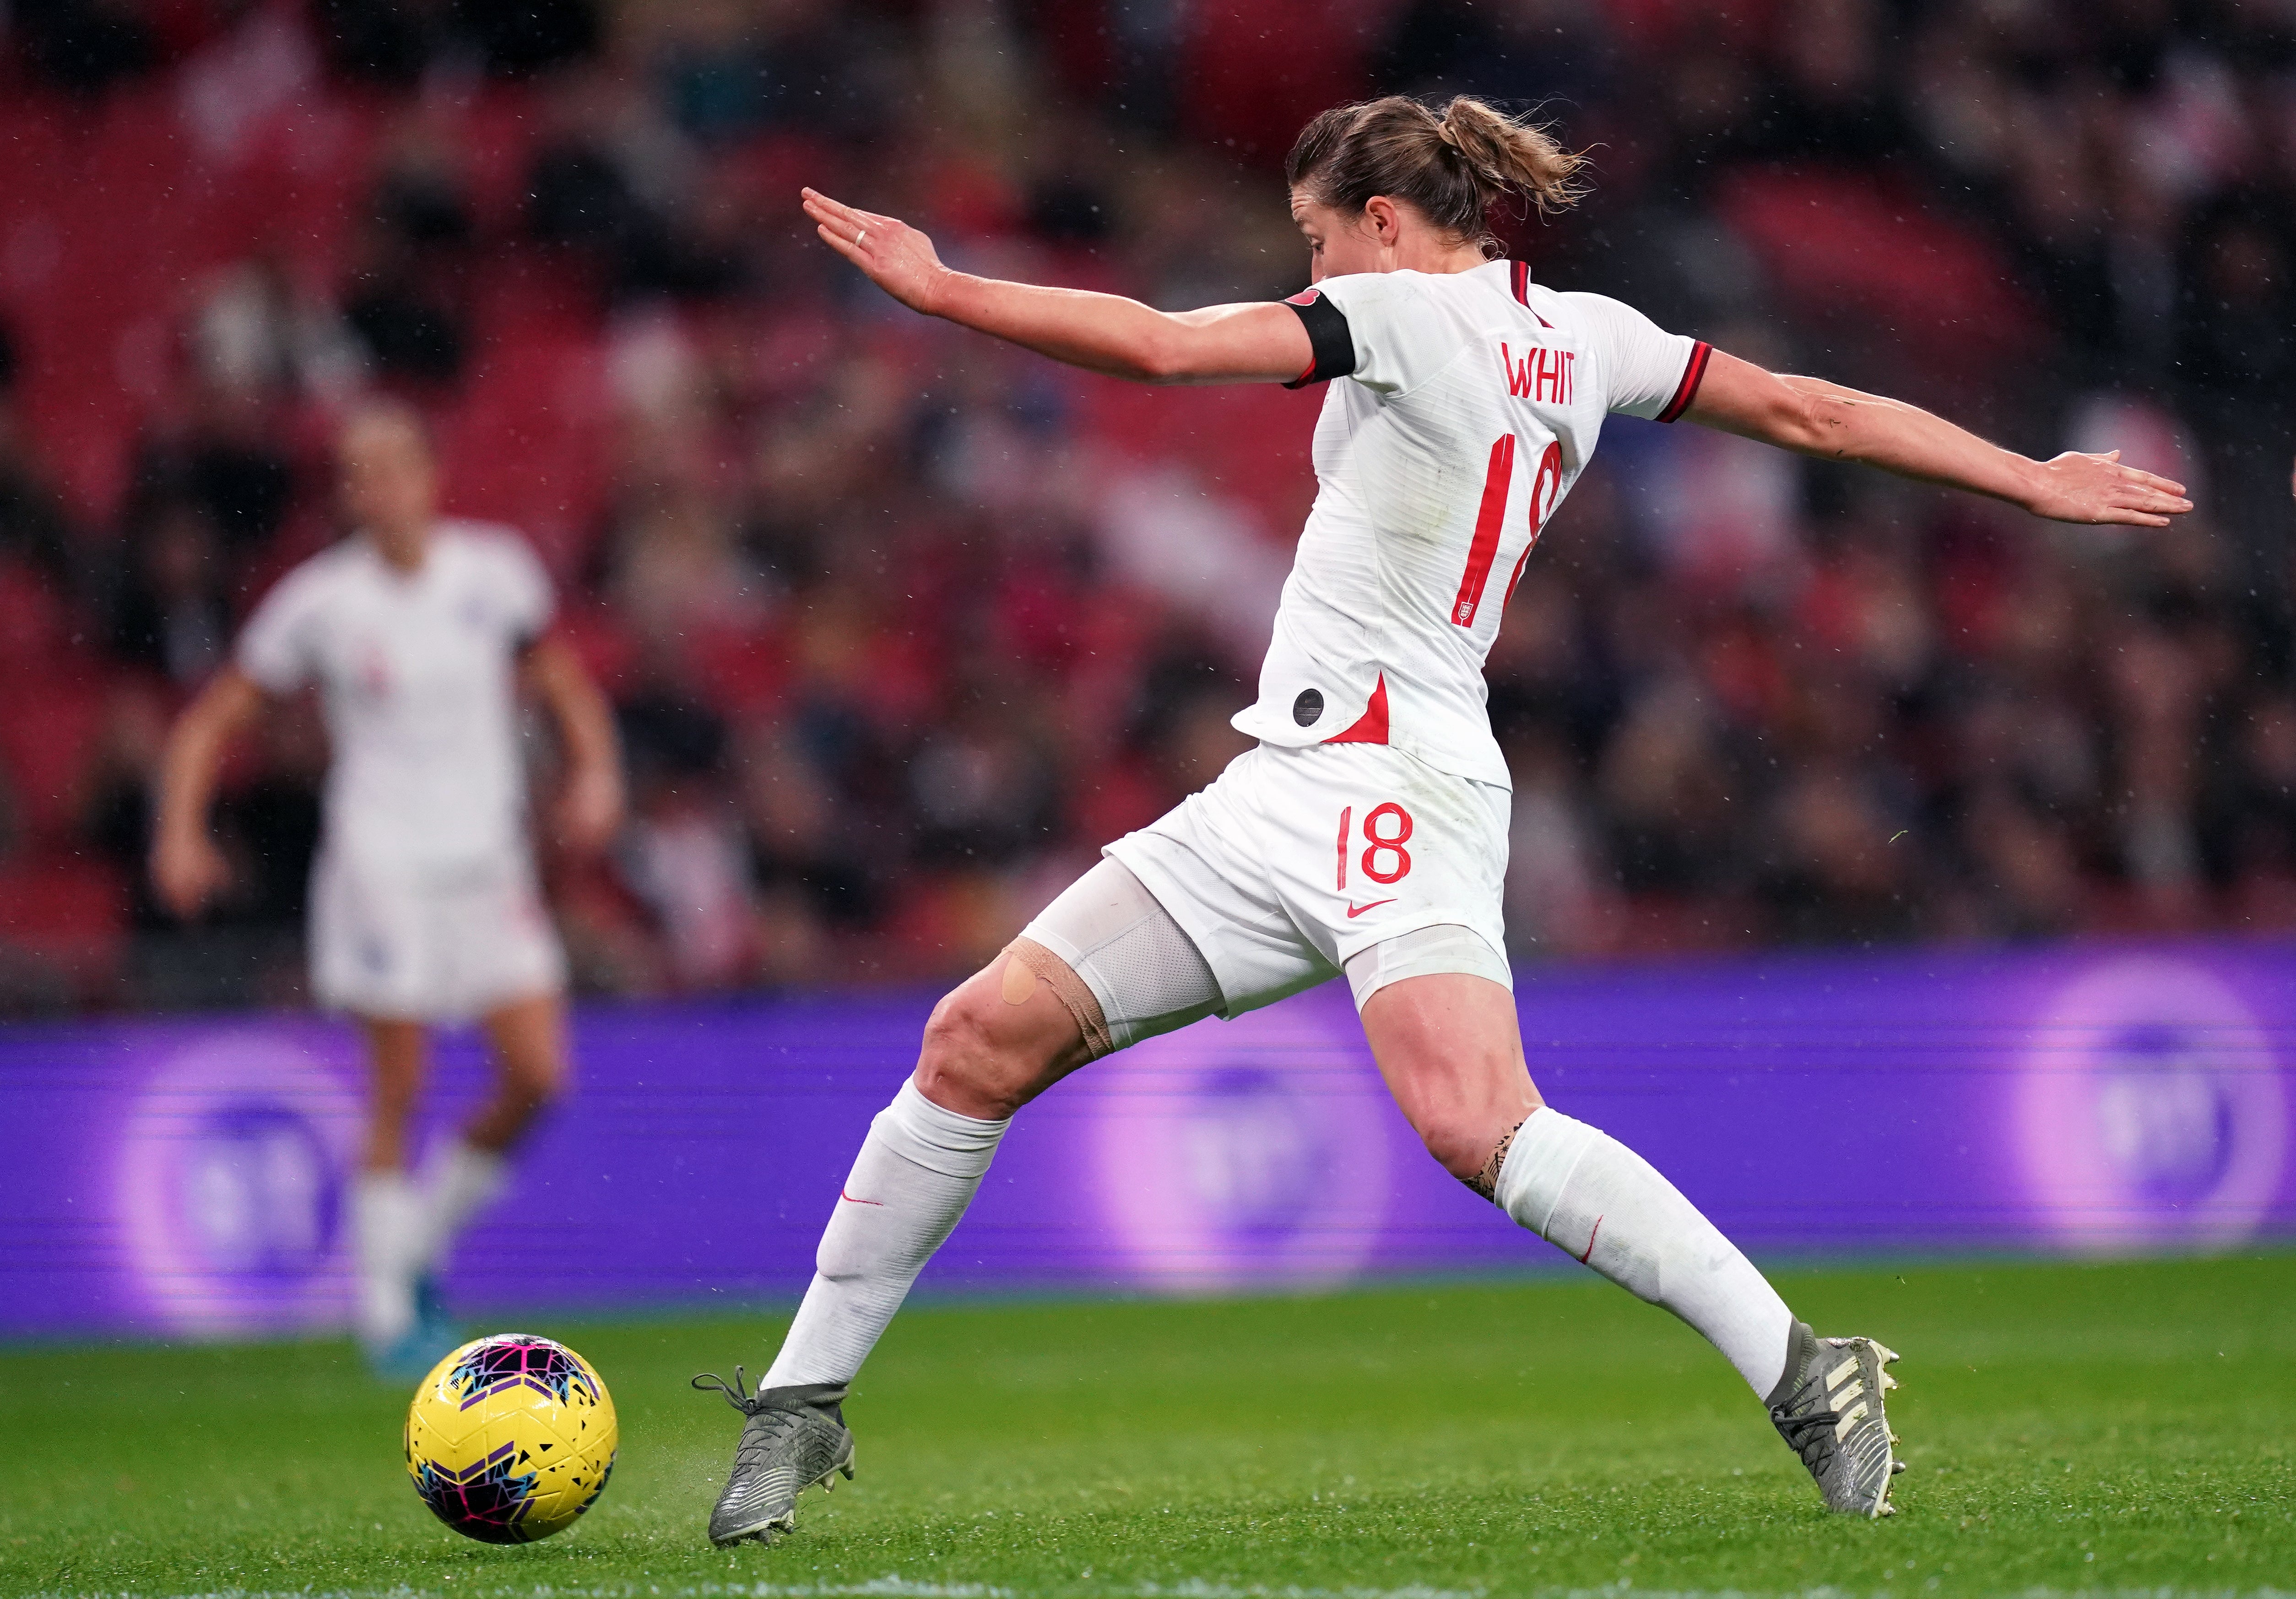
[1465,1116,1530,1203]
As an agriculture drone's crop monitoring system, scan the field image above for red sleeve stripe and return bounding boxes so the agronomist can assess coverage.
[1657,340,1713,423]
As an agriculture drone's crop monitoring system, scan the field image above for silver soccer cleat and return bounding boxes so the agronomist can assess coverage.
[693,1368,856,1546]
[1765,1322,1904,1517]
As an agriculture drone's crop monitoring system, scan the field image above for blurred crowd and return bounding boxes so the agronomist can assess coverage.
[0,0,2292,1014]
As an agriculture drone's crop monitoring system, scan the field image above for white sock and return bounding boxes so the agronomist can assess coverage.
[415,1139,509,1274]
[761,1079,1011,1389]
[1495,1107,1796,1397]
[353,1171,423,1348]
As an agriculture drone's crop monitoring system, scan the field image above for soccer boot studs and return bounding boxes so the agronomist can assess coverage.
[1765,1322,1904,1517]
[692,1367,856,1546]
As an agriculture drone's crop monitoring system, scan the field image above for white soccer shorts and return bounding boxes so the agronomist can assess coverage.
[309,848,566,1022]
[1078,741,1513,1026]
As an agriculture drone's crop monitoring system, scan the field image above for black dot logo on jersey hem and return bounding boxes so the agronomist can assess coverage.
[1293,688,1324,726]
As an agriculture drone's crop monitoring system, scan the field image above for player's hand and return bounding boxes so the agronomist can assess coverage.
[151,828,230,919]
[801,189,954,316]
[2024,450,2193,527]
[555,763,625,856]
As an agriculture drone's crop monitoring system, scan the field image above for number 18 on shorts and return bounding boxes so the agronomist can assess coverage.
[1105,742,1514,1016]
[1338,800,1418,904]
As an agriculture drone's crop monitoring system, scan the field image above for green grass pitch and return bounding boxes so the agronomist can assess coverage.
[2,1253,2291,1598]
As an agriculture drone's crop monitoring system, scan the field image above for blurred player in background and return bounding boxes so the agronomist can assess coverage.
[152,401,623,1378]
[690,94,2192,1544]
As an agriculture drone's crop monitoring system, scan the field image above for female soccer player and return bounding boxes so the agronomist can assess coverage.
[693,96,2192,1539]
[152,401,624,1378]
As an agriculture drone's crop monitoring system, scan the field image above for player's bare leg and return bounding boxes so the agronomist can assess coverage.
[1354,970,1539,1181]
[432,994,569,1271]
[1358,970,1901,1517]
[361,1018,428,1172]
[403,993,571,1351]
[696,946,1089,1546]
[354,997,569,1376]
[353,1017,431,1370]
[467,991,568,1151]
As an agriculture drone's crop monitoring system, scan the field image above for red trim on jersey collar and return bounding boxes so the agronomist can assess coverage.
[1657,339,1714,423]
[1325,674,1390,745]
[1508,260,1552,327]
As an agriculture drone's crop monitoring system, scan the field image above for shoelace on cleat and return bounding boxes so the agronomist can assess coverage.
[1769,1403,1843,1474]
[694,1368,823,1473]
[731,1410,810,1470]
[693,1367,769,1415]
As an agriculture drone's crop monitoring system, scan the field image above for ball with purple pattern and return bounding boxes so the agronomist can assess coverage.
[405,1334,617,1543]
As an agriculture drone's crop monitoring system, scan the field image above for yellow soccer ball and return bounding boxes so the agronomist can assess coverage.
[404,1334,618,1543]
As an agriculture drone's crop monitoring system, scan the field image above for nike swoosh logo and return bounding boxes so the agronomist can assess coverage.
[840,1187,885,1206]
[1578,1215,1603,1264]
[1345,899,1396,918]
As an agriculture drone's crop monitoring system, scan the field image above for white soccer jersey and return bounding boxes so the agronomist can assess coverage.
[237,520,555,875]
[1234,259,1711,787]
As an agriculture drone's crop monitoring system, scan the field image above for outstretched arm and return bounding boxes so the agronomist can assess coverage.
[1685,351,2193,527]
[801,189,1312,385]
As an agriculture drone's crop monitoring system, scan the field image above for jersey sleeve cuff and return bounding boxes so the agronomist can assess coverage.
[1280,290,1358,389]
[1656,339,1713,423]
[233,650,299,696]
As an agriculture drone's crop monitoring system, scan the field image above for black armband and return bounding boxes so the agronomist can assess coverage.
[1281,288,1357,389]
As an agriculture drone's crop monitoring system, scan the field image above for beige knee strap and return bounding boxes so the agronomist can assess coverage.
[1002,937,1114,1060]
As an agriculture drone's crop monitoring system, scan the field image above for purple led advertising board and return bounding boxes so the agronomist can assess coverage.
[3,939,2293,1341]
